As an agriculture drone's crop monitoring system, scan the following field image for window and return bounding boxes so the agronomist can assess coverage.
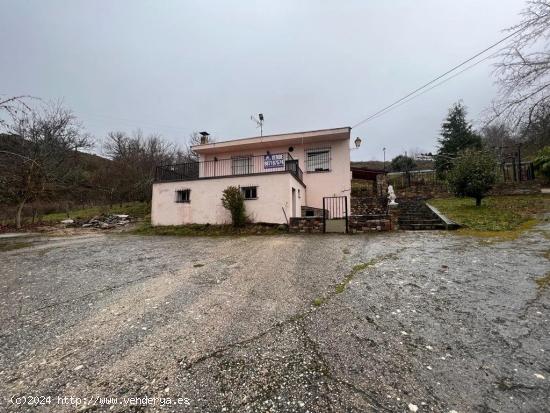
[175,189,190,203]
[241,186,257,199]
[232,156,251,175]
[306,148,330,172]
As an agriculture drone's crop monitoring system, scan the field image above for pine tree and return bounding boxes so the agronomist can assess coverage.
[435,102,482,175]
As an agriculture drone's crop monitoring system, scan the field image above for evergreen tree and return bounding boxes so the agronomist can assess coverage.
[435,102,482,175]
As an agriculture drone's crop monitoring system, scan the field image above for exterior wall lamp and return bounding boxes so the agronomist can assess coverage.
[351,137,362,150]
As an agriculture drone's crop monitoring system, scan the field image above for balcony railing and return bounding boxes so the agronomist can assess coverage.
[155,152,304,183]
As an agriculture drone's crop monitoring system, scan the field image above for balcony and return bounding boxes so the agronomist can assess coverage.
[155,152,304,183]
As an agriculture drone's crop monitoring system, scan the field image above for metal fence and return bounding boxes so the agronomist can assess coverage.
[386,170,443,190]
[155,152,303,183]
[384,163,536,189]
[323,196,348,233]
[501,161,535,182]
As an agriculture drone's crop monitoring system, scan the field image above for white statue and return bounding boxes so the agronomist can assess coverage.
[388,184,398,206]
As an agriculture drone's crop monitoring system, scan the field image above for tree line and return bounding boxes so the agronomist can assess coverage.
[0,99,207,228]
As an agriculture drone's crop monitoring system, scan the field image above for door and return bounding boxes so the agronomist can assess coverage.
[323,196,348,233]
[291,188,297,217]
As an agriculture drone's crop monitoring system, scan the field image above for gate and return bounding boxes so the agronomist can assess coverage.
[323,196,348,233]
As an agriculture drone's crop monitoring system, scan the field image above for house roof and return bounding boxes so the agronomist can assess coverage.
[192,126,351,154]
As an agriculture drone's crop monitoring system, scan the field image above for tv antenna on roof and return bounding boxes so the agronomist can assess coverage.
[250,113,264,136]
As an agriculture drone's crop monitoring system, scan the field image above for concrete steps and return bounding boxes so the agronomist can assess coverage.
[397,198,454,230]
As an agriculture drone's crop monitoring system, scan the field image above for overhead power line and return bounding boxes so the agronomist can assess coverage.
[351,25,529,129]
[366,52,498,123]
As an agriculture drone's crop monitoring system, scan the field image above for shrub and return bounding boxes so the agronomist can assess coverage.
[447,149,497,206]
[533,146,550,180]
[221,186,246,227]
[390,155,416,172]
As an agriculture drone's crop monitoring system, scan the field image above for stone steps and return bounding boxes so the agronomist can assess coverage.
[397,199,448,230]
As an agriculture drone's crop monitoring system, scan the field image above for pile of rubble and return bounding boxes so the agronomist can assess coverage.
[61,214,132,229]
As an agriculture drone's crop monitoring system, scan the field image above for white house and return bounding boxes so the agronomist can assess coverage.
[151,127,353,226]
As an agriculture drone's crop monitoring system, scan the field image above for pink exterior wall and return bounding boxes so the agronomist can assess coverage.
[198,137,351,212]
[151,173,305,226]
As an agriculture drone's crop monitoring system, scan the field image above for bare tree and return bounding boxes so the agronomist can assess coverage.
[491,0,550,127]
[103,130,179,202]
[0,95,34,129]
[185,131,214,161]
[0,102,92,228]
[481,123,516,148]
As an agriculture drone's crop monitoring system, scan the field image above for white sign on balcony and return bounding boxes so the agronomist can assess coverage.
[264,154,285,169]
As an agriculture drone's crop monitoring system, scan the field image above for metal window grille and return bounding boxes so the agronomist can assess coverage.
[306,148,330,172]
[175,189,190,203]
[232,156,252,175]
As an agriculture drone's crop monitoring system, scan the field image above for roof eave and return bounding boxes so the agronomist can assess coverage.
[192,126,351,153]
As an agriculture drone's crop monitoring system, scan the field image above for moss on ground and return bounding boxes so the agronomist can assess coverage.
[0,242,32,252]
[536,272,550,290]
[312,258,380,307]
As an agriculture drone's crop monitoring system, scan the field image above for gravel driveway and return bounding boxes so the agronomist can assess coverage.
[1,226,549,412]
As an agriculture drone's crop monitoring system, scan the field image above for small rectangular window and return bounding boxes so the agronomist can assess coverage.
[241,186,257,200]
[175,189,190,203]
[306,148,330,172]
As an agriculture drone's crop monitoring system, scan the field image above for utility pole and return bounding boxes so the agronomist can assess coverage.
[383,147,386,173]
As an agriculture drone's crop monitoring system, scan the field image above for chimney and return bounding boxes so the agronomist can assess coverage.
[199,131,210,144]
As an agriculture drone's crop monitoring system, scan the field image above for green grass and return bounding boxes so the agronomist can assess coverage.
[132,222,288,237]
[0,241,32,252]
[429,194,550,234]
[39,202,150,223]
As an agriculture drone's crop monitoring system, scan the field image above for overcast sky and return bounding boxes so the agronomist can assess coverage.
[1,0,525,160]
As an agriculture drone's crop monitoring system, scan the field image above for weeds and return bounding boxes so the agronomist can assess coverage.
[311,258,379,307]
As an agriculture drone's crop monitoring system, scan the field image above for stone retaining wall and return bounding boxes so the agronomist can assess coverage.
[351,196,388,215]
[349,215,391,232]
[289,217,323,233]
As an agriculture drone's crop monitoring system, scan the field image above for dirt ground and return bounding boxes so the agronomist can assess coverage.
[1,226,549,412]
